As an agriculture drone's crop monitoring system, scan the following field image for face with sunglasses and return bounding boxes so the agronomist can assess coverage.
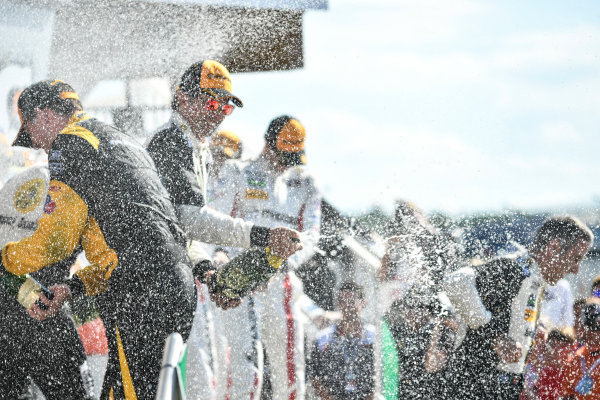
[177,91,235,139]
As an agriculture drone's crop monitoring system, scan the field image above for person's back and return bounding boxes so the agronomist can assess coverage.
[44,112,196,399]
[443,250,544,399]
[50,113,194,303]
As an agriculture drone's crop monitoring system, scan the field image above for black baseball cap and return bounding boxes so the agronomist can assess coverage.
[178,60,243,107]
[14,80,80,148]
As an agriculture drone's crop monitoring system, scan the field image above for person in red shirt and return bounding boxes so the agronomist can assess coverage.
[522,326,575,400]
[560,299,600,399]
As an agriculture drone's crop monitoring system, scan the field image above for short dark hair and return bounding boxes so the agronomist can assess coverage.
[337,281,364,300]
[547,326,575,343]
[531,215,593,254]
[583,298,600,330]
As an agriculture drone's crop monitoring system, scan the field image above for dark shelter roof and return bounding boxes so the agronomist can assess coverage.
[1,0,327,95]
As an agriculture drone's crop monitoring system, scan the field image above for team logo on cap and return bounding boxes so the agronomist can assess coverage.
[14,178,45,214]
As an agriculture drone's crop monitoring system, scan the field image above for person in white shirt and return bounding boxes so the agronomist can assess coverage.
[443,216,593,400]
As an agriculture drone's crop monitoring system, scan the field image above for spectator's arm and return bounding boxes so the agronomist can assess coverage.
[377,237,402,281]
[424,317,458,373]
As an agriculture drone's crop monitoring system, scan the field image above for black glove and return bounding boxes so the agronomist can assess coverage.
[192,259,217,284]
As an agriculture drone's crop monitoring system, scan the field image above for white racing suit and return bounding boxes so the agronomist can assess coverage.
[227,156,323,400]
[207,159,265,400]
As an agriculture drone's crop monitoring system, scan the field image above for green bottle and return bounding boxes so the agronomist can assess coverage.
[0,272,53,309]
[210,247,284,301]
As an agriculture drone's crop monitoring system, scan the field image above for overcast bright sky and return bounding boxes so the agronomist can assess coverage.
[216,0,600,216]
[2,0,600,217]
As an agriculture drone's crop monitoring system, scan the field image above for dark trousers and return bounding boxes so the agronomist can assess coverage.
[0,299,91,399]
[98,266,196,400]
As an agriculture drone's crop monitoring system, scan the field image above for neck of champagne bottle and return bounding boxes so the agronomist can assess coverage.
[0,271,53,308]
[0,271,27,296]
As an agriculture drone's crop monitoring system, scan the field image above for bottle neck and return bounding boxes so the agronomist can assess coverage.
[0,272,27,296]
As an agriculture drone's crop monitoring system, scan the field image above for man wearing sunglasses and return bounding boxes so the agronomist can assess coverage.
[147,60,300,270]
[146,61,302,399]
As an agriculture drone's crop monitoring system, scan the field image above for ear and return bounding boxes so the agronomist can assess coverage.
[33,108,45,122]
[546,238,562,253]
[175,90,189,109]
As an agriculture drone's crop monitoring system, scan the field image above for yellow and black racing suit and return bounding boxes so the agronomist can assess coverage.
[2,112,196,400]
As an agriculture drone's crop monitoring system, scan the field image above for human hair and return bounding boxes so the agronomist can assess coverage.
[530,215,594,255]
[574,298,588,309]
[171,90,179,111]
[337,281,364,300]
[547,327,575,344]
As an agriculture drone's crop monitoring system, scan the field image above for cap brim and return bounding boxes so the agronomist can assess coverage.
[202,88,243,107]
[223,147,241,159]
[281,150,306,166]
[12,123,32,148]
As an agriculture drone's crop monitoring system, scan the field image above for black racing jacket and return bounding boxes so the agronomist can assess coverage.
[448,255,529,378]
[146,121,206,208]
[2,112,194,307]
[146,121,270,247]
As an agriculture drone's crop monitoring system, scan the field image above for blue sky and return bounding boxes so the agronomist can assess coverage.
[217,0,600,216]
[2,0,600,217]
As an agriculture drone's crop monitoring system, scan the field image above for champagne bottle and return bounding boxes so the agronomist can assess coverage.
[0,271,54,309]
[209,246,284,301]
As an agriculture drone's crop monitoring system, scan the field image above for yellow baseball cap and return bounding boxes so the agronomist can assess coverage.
[178,60,243,107]
[264,115,306,166]
[211,130,241,159]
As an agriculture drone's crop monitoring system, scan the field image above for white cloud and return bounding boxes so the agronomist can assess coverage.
[539,121,583,144]
[493,25,600,71]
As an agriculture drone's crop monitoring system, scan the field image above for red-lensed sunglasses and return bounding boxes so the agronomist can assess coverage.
[205,98,235,116]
